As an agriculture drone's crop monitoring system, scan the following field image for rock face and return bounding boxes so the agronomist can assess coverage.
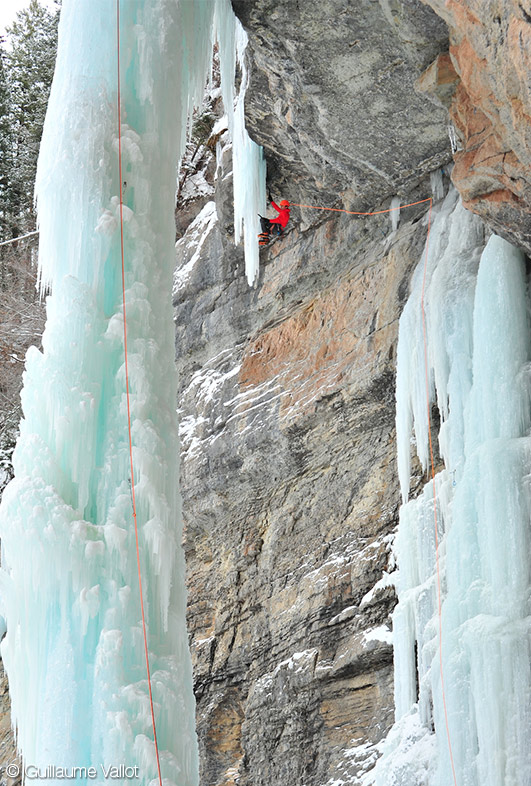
[175,142,433,783]
[421,0,531,252]
[231,0,450,213]
[175,2,531,785]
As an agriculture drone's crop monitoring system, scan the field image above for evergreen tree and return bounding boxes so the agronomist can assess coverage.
[0,1,59,490]
[0,40,13,241]
[2,0,60,242]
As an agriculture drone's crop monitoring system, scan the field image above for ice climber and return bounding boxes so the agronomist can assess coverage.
[258,191,290,246]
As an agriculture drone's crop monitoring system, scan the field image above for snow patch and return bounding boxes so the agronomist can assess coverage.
[363,625,393,646]
[173,201,217,293]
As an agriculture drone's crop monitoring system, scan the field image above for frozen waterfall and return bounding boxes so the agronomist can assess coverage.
[369,188,531,785]
[0,0,264,783]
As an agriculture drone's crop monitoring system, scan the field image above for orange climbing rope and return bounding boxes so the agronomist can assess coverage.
[113,13,452,775]
[420,200,458,786]
[115,3,163,785]
[290,197,433,215]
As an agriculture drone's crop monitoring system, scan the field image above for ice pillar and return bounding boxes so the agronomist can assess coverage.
[215,1,267,285]
[371,188,531,785]
[0,1,224,782]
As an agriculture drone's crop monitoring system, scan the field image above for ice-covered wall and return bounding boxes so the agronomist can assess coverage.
[369,188,531,785]
[0,0,264,782]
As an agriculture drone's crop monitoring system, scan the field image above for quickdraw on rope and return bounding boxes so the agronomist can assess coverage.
[115,3,163,785]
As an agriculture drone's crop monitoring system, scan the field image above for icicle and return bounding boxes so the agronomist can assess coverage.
[214,0,266,286]
[395,188,484,501]
[374,190,531,785]
[233,23,267,286]
[390,196,401,232]
[430,169,444,202]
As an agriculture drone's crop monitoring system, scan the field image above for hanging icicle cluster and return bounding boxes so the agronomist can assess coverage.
[370,187,531,786]
[0,0,265,782]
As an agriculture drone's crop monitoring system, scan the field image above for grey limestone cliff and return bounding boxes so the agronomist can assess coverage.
[175,1,531,784]
[175,166,430,785]
[174,3,453,781]
[231,0,450,211]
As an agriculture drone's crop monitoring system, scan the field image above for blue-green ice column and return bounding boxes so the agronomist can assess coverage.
[0,1,220,782]
[373,189,531,785]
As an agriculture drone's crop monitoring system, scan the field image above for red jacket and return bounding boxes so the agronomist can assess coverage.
[270,201,290,229]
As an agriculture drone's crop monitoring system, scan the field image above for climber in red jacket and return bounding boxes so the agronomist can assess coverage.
[258,191,290,245]
[269,198,290,230]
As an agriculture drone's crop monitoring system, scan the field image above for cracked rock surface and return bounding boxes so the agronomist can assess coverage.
[421,0,531,252]
[175,139,431,784]
[231,0,451,213]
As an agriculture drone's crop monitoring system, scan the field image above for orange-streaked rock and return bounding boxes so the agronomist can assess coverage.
[416,52,460,108]
[239,242,411,425]
[423,0,531,250]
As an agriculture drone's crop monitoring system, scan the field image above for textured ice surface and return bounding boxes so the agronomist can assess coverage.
[0,0,261,783]
[430,170,444,202]
[215,2,266,285]
[390,197,401,232]
[369,189,531,785]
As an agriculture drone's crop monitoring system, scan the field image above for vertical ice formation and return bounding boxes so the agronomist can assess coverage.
[0,0,264,782]
[370,187,531,785]
[390,196,401,232]
[215,2,267,286]
[429,169,444,202]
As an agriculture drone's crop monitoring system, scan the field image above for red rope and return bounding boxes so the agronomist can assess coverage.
[116,3,163,784]
[290,197,432,215]
[420,199,458,786]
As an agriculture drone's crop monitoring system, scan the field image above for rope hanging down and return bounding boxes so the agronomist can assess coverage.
[115,3,163,785]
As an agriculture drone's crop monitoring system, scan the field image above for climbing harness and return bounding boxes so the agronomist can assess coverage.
[115,3,163,785]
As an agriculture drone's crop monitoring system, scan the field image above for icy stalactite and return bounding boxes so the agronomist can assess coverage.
[0,0,265,782]
[429,170,444,202]
[232,23,267,285]
[369,188,531,785]
[215,0,266,286]
[390,196,401,232]
[395,189,484,503]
